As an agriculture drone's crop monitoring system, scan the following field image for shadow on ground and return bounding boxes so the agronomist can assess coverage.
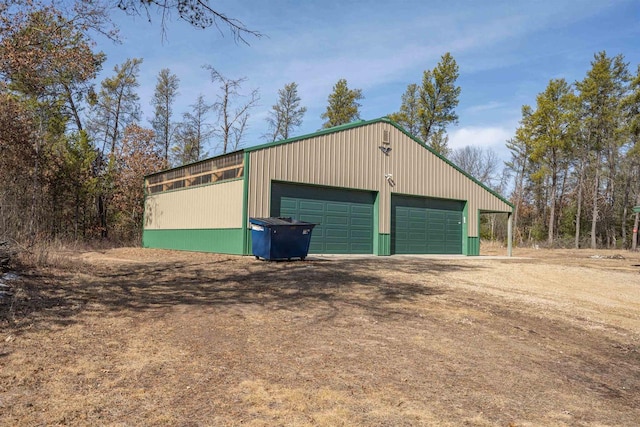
[2,256,485,333]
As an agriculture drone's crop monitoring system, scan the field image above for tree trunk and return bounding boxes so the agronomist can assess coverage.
[633,166,640,251]
[548,172,557,245]
[606,143,618,249]
[633,212,639,251]
[74,193,79,240]
[490,214,496,240]
[109,89,124,156]
[575,158,584,249]
[590,154,601,249]
[97,194,108,238]
[556,162,569,240]
[513,157,526,245]
[621,172,631,247]
[30,112,44,243]
[164,95,170,162]
[548,186,556,245]
[64,83,83,132]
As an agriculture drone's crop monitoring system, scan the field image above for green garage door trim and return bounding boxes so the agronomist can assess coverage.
[271,182,375,254]
[392,195,463,255]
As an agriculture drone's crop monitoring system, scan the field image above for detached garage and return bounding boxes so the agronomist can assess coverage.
[143,117,513,256]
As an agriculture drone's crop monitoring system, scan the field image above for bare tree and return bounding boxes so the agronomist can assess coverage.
[172,94,213,165]
[450,145,499,187]
[205,65,259,154]
[265,82,306,142]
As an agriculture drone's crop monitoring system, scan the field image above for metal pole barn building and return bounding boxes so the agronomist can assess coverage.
[143,117,513,256]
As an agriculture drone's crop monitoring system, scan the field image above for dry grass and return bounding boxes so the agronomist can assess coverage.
[1,247,639,426]
[12,238,120,270]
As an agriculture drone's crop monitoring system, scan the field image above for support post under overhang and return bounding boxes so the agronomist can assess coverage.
[507,212,513,257]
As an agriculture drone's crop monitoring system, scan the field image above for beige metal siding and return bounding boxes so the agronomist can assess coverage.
[248,122,511,237]
[144,179,243,230]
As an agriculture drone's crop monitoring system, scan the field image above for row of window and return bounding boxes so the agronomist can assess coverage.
[145,152,244,194]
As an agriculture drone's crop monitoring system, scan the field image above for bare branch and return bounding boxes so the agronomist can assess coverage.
[116,0,263,44]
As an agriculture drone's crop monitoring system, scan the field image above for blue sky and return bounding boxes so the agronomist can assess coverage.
[94,0,640,162]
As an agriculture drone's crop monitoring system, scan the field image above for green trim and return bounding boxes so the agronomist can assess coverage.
[462,202,469,255]
[633,206,640,214]
[478,209,481,238]
[242,151,251,255]
[378,234,391,256]
[245,119,381,153]
[373,191,380,254]
[143,228,244,254]
[142,192,148,237]
[246,117,513,210]
[145,177,243,197]
[467,237,480,256]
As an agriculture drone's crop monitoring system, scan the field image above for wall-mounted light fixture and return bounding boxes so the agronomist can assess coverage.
[385,173,396,187]
[379,146,392,155]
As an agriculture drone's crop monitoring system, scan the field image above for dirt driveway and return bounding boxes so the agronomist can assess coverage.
[1,247,639,426]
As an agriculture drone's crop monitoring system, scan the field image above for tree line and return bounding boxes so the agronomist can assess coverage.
[507,52,640,250]
[0,0,461,246]
[0,0,267,245]
[1,1,638,251]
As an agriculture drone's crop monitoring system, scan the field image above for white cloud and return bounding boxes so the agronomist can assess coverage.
[466,101,507,114]
[448,126,513,151]
[93,0,634,152]
[447,125,522,168]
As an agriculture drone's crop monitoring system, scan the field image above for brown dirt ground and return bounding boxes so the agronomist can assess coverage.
[1,245,639,426]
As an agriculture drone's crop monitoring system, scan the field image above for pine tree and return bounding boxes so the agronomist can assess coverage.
[388,83,419,135]
[321,79,363,128]
[575,52,629,248]
[265,82,306,141]
[151,68,180,162]
[90,58,142,157]
[417,52,461,154]
[389,53,460,155]
[528,78,575,244]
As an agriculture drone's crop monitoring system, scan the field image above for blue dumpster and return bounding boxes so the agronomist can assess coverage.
[249,217,316,261]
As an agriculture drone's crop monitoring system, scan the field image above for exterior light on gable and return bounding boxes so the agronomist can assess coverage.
[379,146,392,155]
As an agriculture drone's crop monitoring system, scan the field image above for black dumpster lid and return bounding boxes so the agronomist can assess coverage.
[249,217,314,226]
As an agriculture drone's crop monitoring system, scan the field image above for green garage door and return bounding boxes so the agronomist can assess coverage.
[392,195,463,254]
[271,182,375,254]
